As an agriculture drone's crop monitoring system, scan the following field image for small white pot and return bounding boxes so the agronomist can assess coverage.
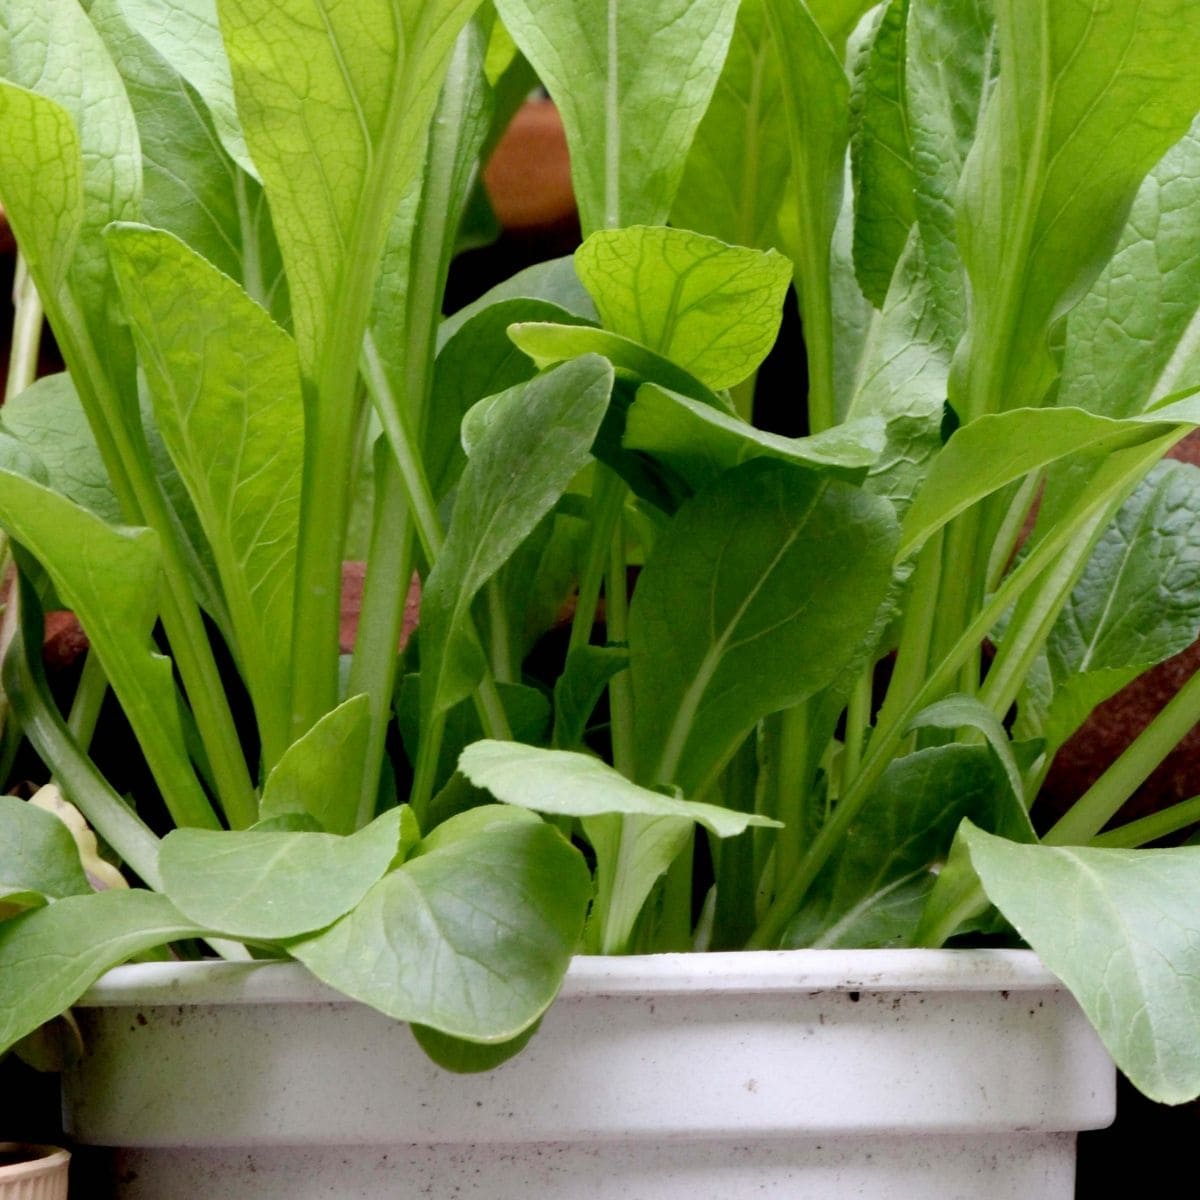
[0,1145,70,1200]
[62,950,1114,1199]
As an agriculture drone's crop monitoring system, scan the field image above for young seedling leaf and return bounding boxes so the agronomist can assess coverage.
[0,891,205,1058]
[493,0,740,233]
[575,226,793,391]
[0,797,91,905]
[260,695,372,836]
[159,808,404,939]
[421,356,613,722]
[291,812,591,1042]
[963,823,1200,1105]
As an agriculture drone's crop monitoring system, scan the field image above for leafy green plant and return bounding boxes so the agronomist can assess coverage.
[2,0,1200,1105]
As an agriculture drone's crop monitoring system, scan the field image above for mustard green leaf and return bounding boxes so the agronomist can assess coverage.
[0,797,90,905]
[630,459,898,793]
[575,226,793,391]
[160,807,403,939]
[963,823,1200,1104]
[421,356,613,721]
[291,815,590,1041]
[492,0,740,234]
[260,696,372,836]
[107,224,302,766]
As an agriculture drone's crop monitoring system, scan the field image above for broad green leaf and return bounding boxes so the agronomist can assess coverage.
[218,0,482,370]
[898,400,1200,559]
[421,357,612,721]
[849,0,914,307]
[761,0,850,422]
[291,813,590,1041]
[0,375,119,523]
[260,696,372,836]
[159,808,403,939]
[963,823,1200,1104]
[575,226,793,391]
[671,0,789,252]
[625,383,884,495]
[114,0,257,176]
[807,0,877,52]
[0,797,90,904]
[108,224,303,765]
[1058,119,1200,419]
[783,744,1006,949]
[493,0,739,234]
[437,256,597,349]
[89,0,255,289]
[0,0,141,341]
[552,645,629,749]
[429,298,589,498]
[508,324,726,411]
[1017,461,1200,752]
[845,230,949,513]
[0,472,212,830]
[0,890,204,1057]
[955,0,1200,415]
[630,459,898,793]
[410,1020,540,1074]
[460,740,780,837]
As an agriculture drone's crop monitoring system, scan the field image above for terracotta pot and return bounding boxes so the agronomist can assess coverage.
[0,1144,70,1200]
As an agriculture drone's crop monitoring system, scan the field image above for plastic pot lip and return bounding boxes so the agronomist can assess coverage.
[0,1144,71,1180]
[73,947,1062,1011]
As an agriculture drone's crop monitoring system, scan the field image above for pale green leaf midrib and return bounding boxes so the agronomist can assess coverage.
[653,487,822,784]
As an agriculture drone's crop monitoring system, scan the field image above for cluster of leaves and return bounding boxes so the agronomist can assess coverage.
[2,0,1200,1103]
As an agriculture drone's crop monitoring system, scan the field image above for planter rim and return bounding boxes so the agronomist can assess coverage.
[75,947,1060,1009]
[0,1144,70,1181]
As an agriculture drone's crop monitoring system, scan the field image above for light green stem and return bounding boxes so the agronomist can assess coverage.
[65,647,107,753]
[5,253,42,402]
[1092,795,1200,849]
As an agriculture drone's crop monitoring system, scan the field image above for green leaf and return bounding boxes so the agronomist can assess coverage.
[421,356,612,721]
[1058,118,1200,419]
[0,0,141,340]
[849,0,915,307]
[291,811,591,1041]
[88,0,281,301]
[574,226,793,391]
[962,823,1200,1104]
[0,374,120,523]
[115,0,257,176]
[159,808,403,940]
[955,0,1200,414]
[493,0,739,233]
[906,694,1028,820]
[429,297,590,498]
[0,797,90,904]
[1018,461,1200,752]
[671,0,790,252]
[783,744,1006,949]
[410,1019,541,1073]
[508,323,727,411]
[107,224,302,766]
[460,740,780,837]
[552,645,629,749]
[898,400,1200,559]
[0,472,213,830]
[807,0,877,52]
[629,459,898,793]
[260,696,372,836]
[625,382,884,495]
[218,0,481,370]
[0,890,204,1057]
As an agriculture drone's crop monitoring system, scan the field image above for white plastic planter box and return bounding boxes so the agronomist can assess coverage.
[62,949,1114,1199]
[0,1144,70,1200]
